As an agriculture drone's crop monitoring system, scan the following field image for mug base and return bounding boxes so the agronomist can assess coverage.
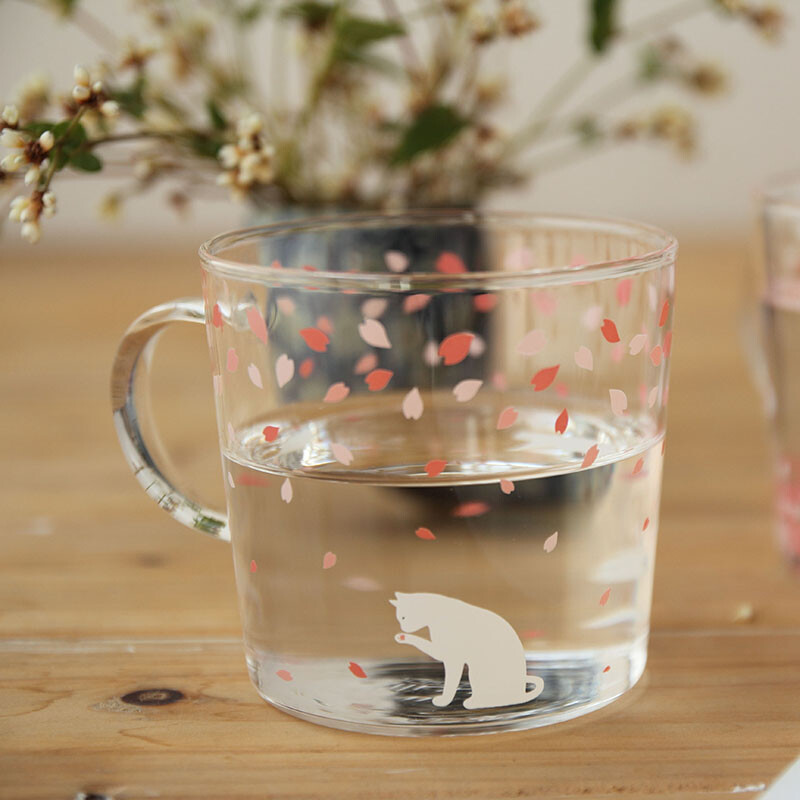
[246,636,648,736]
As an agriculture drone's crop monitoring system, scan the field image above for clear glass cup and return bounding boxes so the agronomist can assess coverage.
[111,211,677,735]
[757,177,800,567]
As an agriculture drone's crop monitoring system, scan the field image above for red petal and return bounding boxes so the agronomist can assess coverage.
[424,460,447,478]
[300,327,330,353]
[348,661,367,678]
[531,365,560,391]
[435,251,467,274]
[555,408,568,434]
[364,368,393,391]
[659,299,670,327]
[262,425,279,442]
[438,333,474,365]
[600,318,620,343]
[415,526,436,540]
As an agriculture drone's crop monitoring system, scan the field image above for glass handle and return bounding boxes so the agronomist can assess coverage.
[110,298,230,542]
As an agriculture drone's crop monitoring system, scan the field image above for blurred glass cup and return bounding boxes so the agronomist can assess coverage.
[753,174,800,567]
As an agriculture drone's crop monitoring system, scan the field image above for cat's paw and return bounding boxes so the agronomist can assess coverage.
[432,695,452,707]
[463,696,481,710]
[394,633,408,643]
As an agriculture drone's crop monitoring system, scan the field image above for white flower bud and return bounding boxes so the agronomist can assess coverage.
[218,144,240,168]
[21,220,41,244]
[38,130,54,151]
[73,65,90,87]
[1,104,19,126]
[100,100,119,118]
[42,204,56,219]
[92,80,104,93]
[0,129,25,148]
[72,85,91,103]
[237,112,263,138]
[0,152,25,171]
[9,196,28,222]
[216,172,234,186]
[24,165,40,185]
[42,191,56,208]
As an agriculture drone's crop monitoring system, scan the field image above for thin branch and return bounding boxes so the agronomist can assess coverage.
[379,0,424,74]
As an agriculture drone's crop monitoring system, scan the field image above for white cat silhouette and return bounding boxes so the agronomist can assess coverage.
[390,591,544,709]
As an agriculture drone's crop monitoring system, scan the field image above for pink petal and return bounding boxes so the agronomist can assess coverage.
[500,479,515,495]
[354,353,378,375]
[422,341,441,367]
[452,501,490,518]
[609,389,627,416]
[504,247,534,271]
[361,298,388,319]
[648,386,659,408]
[331,442,354,465]
[415,527,436,540]
[517,329,547,356]
[276,296,296,316]
[616,279,633,307]
[403,294,431,314]
[425,459,447,477]
[275,354,294,388]
[574,346,593,371]
[628,333,647,355]
[385,250,409,272]
[280,478,293,503]
[582,444,599,468]
[453,379,483,402]
[300,327,330,353]
[473,294,497,312]
[555,408,569,434]
[582,305,603,330]
[402,387,424,420]
[496,406,518,430]
[247,363,263,389]
[323,551,337,569]
[358,318,392,349]
[599,588,611,607]
[649,345,663,366]
[543,531,558,553]
[246,307,268,344]
[324,382,350,403]
[276,669,293,681]
[226,348,239,372]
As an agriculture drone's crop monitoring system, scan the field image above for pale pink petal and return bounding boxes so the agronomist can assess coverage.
[599,588,611,606]
[505,247,535,271]
[611,343,624,363]
[531,290,557,316]
[648,386,659,408]
[331,442,354,465]
[629,333,647,355]
[247,363,263,389]
[324,382,350,403]
[453,379,483,403]
[276,669,293,681]
[227,471,235,489]
[423,340,441,367]
[276,296,296,316]
[500,478,515,495]
[280,478,293,503]
[385,250,409,273]
[543,531,558,553]
[491,372,508,391]
[343,575,382,592]
[402,387,424,420]
[582,305,603,330]
[517,329,547,356]
[226,348,239,373]
[582,444,599,468]
[468,334,485,357]
[361,298,388,319]
[275,354,294,388]
[358,318,391,349]
[616,279,633,307]
[323,551,337,569]
[574,346,593,371]
[316,316,334,335]
[609,389,628,416]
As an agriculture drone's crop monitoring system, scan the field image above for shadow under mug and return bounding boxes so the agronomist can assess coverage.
[111,210,677,736]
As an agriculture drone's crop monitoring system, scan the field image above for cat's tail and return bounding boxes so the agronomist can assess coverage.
[523,676,545,702]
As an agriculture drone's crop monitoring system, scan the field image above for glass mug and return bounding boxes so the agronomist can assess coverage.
[111,211,677,735]
[756,176,800,567]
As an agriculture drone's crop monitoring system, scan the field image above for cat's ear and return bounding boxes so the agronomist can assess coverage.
[389,599,398,607]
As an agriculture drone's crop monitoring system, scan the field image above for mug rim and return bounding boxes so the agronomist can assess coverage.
[198,209,677,290]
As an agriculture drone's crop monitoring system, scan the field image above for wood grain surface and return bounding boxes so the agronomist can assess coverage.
[1,240,799,800]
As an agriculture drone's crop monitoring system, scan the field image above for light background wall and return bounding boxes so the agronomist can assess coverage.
[1,0,798,252]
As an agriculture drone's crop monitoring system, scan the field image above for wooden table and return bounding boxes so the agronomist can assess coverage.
[1,240,799,799]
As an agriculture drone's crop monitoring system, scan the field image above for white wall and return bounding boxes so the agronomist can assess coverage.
[1,0,798,251]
